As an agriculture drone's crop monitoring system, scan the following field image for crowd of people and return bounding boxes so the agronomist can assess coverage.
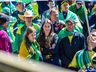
[0,0,96,71]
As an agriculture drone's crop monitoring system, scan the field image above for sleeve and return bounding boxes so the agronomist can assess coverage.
[1,31,12,53]
[50,34,59,54]
[79,33,86,49]
[71,13,83,32]
[53,34,58,45]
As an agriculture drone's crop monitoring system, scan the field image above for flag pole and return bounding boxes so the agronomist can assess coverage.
[82,0,90,35]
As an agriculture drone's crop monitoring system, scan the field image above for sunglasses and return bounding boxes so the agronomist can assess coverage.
[77,3,82,5]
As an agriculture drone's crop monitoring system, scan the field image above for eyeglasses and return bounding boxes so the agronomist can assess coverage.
[16,2,21,6]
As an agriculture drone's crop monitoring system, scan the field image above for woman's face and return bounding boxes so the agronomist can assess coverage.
[28,31,36,42]
[43,22,51,34]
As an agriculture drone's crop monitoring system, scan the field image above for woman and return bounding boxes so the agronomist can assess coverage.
[19,26,42,61]
[38,19,60,66]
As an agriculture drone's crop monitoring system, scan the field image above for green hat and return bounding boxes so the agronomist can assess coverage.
[2,7,10,15]
[22,0,32,4]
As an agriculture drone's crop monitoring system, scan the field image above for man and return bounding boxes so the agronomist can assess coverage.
[69,31,96,72]
[69,0,87,26]
[41,0,55,23]
[58,19,86,68]
[59,1,83,33]
[13,10,40,54]
[50,8,65,34]
[69,0,88,37]
[0,13,12,53]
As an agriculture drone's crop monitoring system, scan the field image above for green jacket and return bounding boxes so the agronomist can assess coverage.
[59,10,83,32]
[69,3,87,23]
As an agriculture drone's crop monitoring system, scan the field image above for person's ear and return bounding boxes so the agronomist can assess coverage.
[74,24,76,27]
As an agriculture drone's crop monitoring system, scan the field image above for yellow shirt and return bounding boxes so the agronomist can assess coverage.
[68,35,73,44]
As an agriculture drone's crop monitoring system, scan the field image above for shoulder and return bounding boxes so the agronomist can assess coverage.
[69,3,76,8]
[33,23,40,28]
[52,33,58,37]
[59,20,65,25]
[20,40,26,48]
[74,32,84,37]
[69,10,77,16]
[58,28,66,35]
[0,30,9,39]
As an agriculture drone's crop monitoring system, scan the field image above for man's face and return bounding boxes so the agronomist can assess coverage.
[61,4,69,12]
[24,17,32,26]
[50,11,58,22]
[48,1,55,9]
[66,21,75,31]
[76,2,82,9]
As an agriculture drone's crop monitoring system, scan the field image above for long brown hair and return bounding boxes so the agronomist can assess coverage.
[38,19,54,48]
[24,26,36,54]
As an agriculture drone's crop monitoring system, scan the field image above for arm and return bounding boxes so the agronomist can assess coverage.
[1,31,12,53]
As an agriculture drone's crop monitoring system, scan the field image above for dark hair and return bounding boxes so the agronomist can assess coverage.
[50,8,58,15]
[0,13,9,25]
[48,0,54,3]
[24,26,36,41]
[38,19,54,48]
[24,26,36,54]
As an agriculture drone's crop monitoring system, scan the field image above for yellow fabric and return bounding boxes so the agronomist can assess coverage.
[16,25,24,34]
[68,35,73,44]
[68,54,77,68]
[0,3,2,13]
[19,40,30,59]
[88,51,95,63]
[17,23,39,35]
[69,50,95,68]
[32,2,40,18]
